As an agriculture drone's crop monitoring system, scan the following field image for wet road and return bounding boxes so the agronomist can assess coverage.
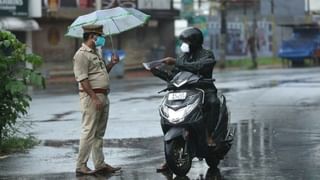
[1,68,320,179]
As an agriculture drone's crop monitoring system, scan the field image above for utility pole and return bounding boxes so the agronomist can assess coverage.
[307,0,310,15]
[252,0,257,38]
[96,0,102,10]
[270,0,277,58]
[219,0,227,69]
[243,0,248,48]
[270,0,274,14]
[249,0,258,69]
[209,0,218,51]
[306,0,312,23]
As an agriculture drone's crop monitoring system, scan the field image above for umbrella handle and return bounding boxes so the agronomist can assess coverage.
[108,33,116,55]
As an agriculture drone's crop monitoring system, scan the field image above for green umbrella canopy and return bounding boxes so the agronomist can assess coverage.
[66,7,151,38]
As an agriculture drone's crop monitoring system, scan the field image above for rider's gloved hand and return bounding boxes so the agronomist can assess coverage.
[163,57,176,65]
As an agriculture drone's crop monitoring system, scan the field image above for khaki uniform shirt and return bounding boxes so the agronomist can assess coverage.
[73,43,110,90]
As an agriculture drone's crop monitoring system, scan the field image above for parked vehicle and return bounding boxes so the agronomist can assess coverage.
[153,70,234,176]
[278,25,320,66]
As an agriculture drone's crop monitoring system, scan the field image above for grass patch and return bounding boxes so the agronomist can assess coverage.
[225,57,283,69]
[0,135,40,156]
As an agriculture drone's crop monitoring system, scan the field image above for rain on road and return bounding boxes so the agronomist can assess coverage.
[1,68,320,179]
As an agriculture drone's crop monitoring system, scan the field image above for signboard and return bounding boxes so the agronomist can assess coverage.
[42,0,137,9]
[181,0,194,19]
[102,0,136,9]
[0,0,29,17]
[138,0,171,10]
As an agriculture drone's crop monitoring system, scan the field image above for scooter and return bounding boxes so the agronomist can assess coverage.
[153,70,234,176]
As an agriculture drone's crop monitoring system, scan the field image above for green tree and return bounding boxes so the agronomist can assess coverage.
[0,31,45,147]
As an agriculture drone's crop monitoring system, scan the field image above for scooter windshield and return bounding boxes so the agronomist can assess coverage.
[170,71,201,88]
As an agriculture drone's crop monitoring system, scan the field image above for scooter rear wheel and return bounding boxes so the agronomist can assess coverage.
[205,157,220,168]
[165,138,191,176]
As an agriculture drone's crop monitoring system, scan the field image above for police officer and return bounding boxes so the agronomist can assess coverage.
[73,24,121,175]
[153,27,220,172]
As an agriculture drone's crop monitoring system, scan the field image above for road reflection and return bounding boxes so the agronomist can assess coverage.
[157,167,222,180]
[218,119,278,179]
[74,167,223,180]
[3,118,320,179]
[235,119,274,173]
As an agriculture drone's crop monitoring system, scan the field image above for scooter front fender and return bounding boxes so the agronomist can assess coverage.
[164,128,184,142]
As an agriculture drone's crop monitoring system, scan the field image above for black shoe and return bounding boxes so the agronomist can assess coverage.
[96,163,121,173]
[156,162,169,173]
[75,166,95,176]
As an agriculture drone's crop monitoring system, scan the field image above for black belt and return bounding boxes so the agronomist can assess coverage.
[79,88,109,94]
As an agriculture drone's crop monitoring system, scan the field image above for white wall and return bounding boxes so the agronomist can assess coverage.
[29,0,42,18]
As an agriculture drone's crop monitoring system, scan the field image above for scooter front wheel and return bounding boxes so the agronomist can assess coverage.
[165,138,191,176]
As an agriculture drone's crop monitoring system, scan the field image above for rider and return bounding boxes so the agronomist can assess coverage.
[151,27,220,172]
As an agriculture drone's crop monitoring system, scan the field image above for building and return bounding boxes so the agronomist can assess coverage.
[0,0,41,57]
[33,0,179,80]
[205,0,311,59]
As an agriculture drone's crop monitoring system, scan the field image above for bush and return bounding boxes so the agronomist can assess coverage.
[0,31,45,147]
[225,57,282,69]
[0,135,40,155]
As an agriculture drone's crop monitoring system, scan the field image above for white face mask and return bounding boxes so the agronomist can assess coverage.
[180,42,190,53]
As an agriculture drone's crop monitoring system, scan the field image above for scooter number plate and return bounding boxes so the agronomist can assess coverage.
[168,92,187,100]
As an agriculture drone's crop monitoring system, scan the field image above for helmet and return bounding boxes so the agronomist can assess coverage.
[179,27,204,51]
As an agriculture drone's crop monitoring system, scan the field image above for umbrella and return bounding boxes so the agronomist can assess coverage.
[65,7,150,38]
[65,7,150,52]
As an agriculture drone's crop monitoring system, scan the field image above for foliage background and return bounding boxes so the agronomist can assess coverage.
[0,31,44,151]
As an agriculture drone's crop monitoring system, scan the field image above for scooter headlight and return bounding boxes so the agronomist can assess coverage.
[160,98,200,124]
[161,105,170,117]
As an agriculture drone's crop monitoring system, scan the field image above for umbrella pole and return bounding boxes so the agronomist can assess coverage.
[108,33,116,55]
[106,25,116,56]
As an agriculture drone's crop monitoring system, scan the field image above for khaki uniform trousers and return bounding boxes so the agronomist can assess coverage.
[76,92,109,169]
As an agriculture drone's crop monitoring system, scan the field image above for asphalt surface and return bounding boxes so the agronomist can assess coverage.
[1,67,320,179]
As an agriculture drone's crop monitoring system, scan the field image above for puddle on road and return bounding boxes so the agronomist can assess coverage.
[42,136,163,149]
[119,95,163,102]
[0,145,156,177]
[30,111,78,123]
[218,78,319,95]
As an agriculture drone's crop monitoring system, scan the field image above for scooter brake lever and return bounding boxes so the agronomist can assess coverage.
[158,88,168,93]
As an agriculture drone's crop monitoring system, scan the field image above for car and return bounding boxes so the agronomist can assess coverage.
[278,24,320,67]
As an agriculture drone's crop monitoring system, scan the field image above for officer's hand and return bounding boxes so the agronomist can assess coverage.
[111,53,120,65]
[92,96,103,111]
